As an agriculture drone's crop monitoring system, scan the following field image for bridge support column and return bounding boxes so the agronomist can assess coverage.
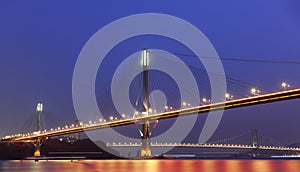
[34,137,41,157]
[141,121,151,156]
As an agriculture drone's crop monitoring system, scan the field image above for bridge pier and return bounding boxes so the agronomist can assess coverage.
[141,121,151,156]
[34,138,41,157]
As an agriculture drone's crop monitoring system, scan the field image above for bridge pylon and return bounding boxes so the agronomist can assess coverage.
[251,129,260,157]
[140,49,152,157]
[34,102,43,157]
[251,129,259,148]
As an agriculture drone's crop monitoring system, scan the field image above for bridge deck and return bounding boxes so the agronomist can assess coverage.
[7,88,300,142]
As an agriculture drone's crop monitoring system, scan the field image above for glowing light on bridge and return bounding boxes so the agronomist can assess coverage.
[164,106,169,111]
[251,88,260,95]
[105,142,300,151]
[36,102,43,112]
[225,93,233,100]
[4,86,300,149]
[282,82,290,90]
[141,49,149,67]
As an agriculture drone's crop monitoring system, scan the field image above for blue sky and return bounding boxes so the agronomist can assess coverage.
[0,1,300,145]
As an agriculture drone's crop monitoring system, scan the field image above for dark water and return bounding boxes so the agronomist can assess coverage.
[0,160,300,172]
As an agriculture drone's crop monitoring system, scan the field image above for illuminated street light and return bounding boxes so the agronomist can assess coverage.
[182,102,187,106]
[133,111,139,117]
[164,105,169,111]
[225,93,233,100]
[251,88,260,95]
[281,82,290,90]
[202,98,207,104]
[110,116,114,121]
[225,93,230,99]
[121,114,126,118]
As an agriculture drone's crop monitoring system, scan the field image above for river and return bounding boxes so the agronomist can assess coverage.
[1,159,299,172]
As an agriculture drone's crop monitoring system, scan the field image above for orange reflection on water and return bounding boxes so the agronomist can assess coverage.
[250,160,274,172]
[2,159,300,172]
[200,160,219,172]
[224,160,245,172]
[283,160,300,171]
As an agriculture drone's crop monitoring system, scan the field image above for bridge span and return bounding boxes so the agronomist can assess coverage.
[6,88,300,142]
[107,142,300,152]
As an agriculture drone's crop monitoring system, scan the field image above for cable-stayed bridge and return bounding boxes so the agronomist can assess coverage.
[3,88,300,142]
[1,88,300,156]
[1,49,300,157]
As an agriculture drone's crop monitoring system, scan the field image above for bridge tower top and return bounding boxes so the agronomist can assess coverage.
[36,102,43,132]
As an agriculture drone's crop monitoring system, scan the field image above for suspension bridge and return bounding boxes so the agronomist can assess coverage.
[107,129,300,152]
[108,143,300,152]
[1,49,300,158]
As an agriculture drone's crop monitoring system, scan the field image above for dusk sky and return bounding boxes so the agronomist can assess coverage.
[1,1,300,146]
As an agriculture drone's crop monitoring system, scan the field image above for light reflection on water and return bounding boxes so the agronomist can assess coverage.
[1,160,300,172]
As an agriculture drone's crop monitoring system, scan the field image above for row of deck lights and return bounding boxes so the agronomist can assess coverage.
[106,142,299,150]
[110,82,290,115]
[7,115,133,139]
[3,82,292,140]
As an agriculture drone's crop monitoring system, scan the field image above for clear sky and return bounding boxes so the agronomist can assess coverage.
[1,1,300,145]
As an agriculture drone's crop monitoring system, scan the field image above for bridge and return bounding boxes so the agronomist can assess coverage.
[2,49,300,157]
[5,88,300,142]
[107,142,300,152]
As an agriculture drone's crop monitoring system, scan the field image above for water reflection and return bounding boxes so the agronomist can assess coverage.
[1,160,300,172]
